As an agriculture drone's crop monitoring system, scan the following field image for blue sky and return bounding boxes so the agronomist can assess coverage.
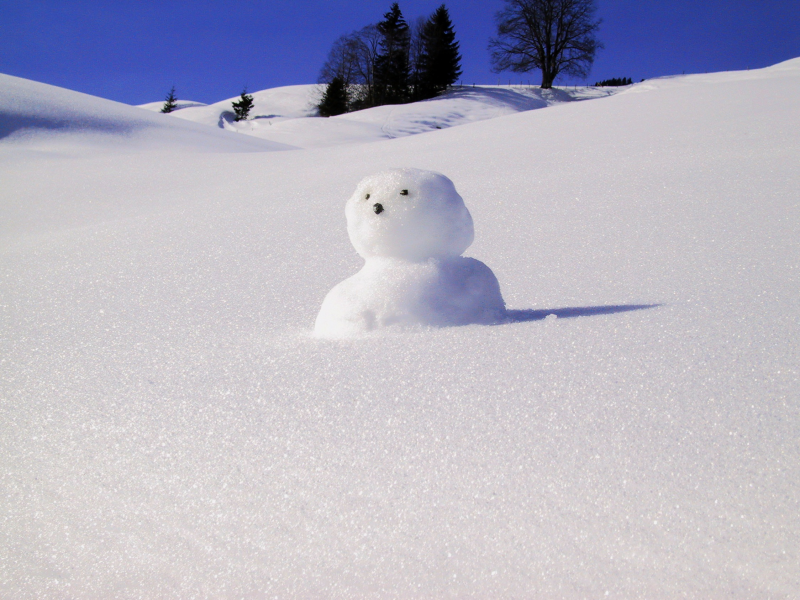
[1,0,798,105]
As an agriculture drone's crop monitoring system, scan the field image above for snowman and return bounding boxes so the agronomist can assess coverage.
[314,168,506,338]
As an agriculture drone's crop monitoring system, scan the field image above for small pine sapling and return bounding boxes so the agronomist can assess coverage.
[161,86,178,113]
[232,89,255,121]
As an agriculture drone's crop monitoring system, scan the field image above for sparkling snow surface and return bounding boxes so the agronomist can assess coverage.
[2,60,800,597]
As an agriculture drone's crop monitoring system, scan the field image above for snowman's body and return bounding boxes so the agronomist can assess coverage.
[314,168,505,338]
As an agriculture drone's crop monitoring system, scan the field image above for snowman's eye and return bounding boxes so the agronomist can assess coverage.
[400,189,408,196]
[365,193,370,200]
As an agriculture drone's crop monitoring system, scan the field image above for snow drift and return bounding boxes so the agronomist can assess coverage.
[0,73,293,152]
[139,82,618,148]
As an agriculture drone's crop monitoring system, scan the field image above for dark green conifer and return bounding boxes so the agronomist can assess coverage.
[594,77,633,87]
[374,3,411,105]
[318,77,349,116]
[418,5,462,99]
[232,88,255,121]
[161,86,178,113]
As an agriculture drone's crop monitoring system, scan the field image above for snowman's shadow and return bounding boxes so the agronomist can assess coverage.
[502,303,661,323]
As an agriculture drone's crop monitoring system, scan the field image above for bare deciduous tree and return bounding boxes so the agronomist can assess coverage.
[408,16,428,101]
[350,25,382,108]
[319,35,360,86]
[319,25,382,109]
[489,0,602,89]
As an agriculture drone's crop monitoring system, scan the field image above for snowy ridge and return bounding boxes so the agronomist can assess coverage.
[1,59,799,597]
[0,73,293,152]
[137,99,208,112]
[141,83,620,148]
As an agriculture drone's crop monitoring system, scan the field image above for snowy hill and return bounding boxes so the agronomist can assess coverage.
[2,59,799,598]
[139,84,319,127]
[137,99,207,112]
[139,83,619,148]
[0,73,292,153]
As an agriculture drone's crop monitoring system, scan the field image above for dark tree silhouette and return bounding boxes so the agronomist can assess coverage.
[232,89,254,122]
[408,16,428,101]
[418,4,462,99]
[320,34,361,87]
[318,77,349,116]
[594,77,632,87]
[489,0,602,89]
[161,86,178,113]
[319,25,382,110]
[317,3,460,108]
[374,3,411,105]
[348,25,383,108]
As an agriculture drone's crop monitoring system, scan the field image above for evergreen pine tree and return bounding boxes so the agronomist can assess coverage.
[594,77,633,87]
[232,88,255,121]
[374,3,411,105]
[418,5,462,100]
[161,86,178,113]
[318,77,349,116]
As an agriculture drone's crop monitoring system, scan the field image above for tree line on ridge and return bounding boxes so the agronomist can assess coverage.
[160,1,630,120]
[318,3,462,117]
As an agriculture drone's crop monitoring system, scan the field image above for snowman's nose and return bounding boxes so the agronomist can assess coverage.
[373,203,384,214]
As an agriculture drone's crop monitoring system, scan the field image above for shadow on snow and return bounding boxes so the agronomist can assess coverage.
[503,304,661,324]
[0,113,135,140]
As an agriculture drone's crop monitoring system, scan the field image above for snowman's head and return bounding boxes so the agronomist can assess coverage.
[345,168,474,261]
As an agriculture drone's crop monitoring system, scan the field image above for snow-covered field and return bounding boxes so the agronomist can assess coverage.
[138,83,618,148]
[1,60,799,597]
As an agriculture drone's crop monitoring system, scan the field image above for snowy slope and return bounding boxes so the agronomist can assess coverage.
[137,99,207,112]
[1,60,800,598]
[0,73,292,153]
[141,83,619,148]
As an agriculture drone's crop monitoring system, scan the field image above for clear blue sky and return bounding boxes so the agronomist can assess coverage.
[2,0,799,105]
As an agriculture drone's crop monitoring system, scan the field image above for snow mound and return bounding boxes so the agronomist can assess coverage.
[137,99,208,112]
[765,56,800,70]
[315,255,505,337]
[159,84,620,148]
[166,84,320,129]
[0,74,294,152]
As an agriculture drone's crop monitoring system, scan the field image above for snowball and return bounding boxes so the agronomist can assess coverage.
[346,168,474,262]
[314,257,505,337]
